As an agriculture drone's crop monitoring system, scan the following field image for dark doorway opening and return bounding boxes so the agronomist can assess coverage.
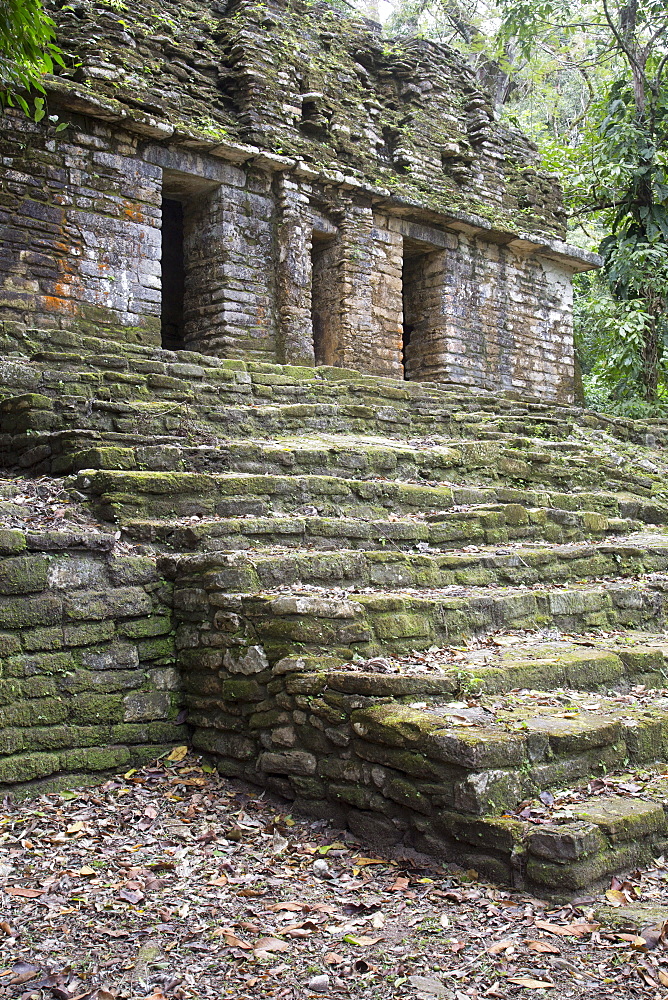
[161,197,185,351]
[402,317,413,371]
[311,231,337,366]
[402,236,438,381]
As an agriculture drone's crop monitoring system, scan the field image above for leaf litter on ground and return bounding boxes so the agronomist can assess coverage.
[1,754,668,998]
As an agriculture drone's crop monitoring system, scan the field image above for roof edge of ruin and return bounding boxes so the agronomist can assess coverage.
[44,78,599,272]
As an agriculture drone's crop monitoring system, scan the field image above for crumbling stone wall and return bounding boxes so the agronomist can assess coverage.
[0,0,599,400]
[0,111,162,342]
[0,528,180,795]
[403,232,576,398]
[47,0,565,240]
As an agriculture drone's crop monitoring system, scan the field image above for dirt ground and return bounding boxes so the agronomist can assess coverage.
[3,753,668,1000]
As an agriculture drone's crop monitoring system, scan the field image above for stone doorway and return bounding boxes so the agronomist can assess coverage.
[310,230,338,366]
[402,236,442,381]
[160,168,221,353]
[160,197,185,351]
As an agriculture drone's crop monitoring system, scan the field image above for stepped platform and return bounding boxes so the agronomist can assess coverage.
[2,327,668,896]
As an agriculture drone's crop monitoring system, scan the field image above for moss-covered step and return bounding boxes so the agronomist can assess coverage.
[68,435,604,484]
[434,792,668,896]
[188,664,668,895]
[327,695,668,790]
[5,391,666,500]
[5,325,668,448]
[71,469,668,526]
[169,571,668,665]
[65,433,666,496]
[0,402,591,481]
[269,633,668,697]
[161,534,668,593]
[125,504,641,552]
[0,382,464,456]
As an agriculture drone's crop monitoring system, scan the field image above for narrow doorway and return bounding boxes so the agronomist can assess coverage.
[160,197,185,350]
[402,236,438,381]
[311,231,337,365]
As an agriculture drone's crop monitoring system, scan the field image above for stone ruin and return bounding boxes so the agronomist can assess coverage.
[1,0,597,396]
[1,0,668,901]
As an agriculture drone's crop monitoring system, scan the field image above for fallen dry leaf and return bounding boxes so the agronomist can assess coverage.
[343,934,383,946]
[533,920,597,938]
[351,857,392,867]
[3,887,44,898]
[507,976,556,989]
[118,888,144,905]
[526,940,560,955]
[216,929,252,949]
[605,889,628,906]
[253,937,290,953]
[389,877,410,892]
[208,875,228,887]
[487,939,514,955]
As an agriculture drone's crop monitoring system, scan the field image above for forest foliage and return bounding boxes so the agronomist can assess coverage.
[0,0,63,116]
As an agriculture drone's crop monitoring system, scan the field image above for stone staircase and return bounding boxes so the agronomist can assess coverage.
[3,324,668,896]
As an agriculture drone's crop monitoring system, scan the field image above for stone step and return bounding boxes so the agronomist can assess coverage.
[168,567,668,666]
[184,625,668,894]
[265,634,668,699]
[0,329,576,415]
[0,350,565,420]
[7,423,661,505]
[8,425,663,509]
[0,373,577,432]
[125,505,641,552]
[63,437,663,496]
[162,534,668,594]
[63,446,655,504]
[0,393,581,468]
[2,328,667,450]
[73,468,668,527]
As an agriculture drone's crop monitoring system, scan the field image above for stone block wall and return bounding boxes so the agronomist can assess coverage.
[0,110,162,343]
[181,168,278,362]
[0,106,585,400]
[0,528,180,795]
[403,233,575,399]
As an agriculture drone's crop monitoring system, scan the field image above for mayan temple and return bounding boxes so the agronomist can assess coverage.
[1,0,668,898]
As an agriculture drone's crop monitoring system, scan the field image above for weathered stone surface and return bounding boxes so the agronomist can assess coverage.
[527,822,606,862]
[575,797,667,843]
[258,751,317,776]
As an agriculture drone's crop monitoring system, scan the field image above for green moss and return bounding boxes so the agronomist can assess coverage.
[576,796,665,842]
[70,692,125,724]
[59,745,131,772]
[0,529,26,556]
[72,447,137,471]
[0,750,60,784]
[221,679,264,702]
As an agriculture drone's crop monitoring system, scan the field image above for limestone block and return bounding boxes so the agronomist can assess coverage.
[258,750,317,776]
[123,691,172,722]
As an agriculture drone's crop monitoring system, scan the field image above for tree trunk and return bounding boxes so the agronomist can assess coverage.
[641,292,661,401]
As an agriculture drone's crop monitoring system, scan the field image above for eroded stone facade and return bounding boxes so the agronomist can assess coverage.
[0,0,598,399]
